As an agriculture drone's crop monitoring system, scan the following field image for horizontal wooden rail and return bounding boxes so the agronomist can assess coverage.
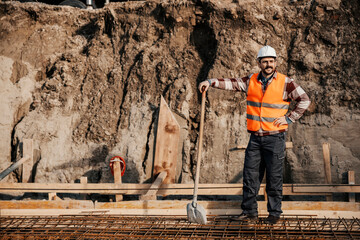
[0,183,359,195]
[1,201,359,218]
[292,184,360,193]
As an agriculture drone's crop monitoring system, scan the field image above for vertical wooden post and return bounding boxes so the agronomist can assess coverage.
[113,161,123,201]
[348,171,355,202]
[48,192,58,201]
[322,143,332,201]
[263,185,268,202]
[80,177,88,200]
[22,139,33,183]
[262,172,267,201]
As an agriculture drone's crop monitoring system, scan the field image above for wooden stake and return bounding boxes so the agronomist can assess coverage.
[322,143,332,201]
[348,171,355,202]
[22,139,34,183]
[48,192,58,201]
[140,171,167,200]
[80,177,88,200]
[113,161,123,201]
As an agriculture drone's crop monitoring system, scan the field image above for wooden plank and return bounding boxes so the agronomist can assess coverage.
[0,183,253,195]
[236,142,293,149]
[348,171,355,202]
[1,200,358,211]
[322,143,332,184]
[2,208,359,218]
[322,142,332,201]
[140,171,167,200]
[153,96,180,184]
[1,183,359,195]
[0,156,30,181]
[113,161,123,201]
[292,185,360,193]
[95,200,360,211]
[22,139,34,183]
[1,201,359,218]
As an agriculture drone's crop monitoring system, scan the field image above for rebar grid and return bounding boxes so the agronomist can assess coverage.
[1,215,359,239]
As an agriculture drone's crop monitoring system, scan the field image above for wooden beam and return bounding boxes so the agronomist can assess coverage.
[140,171,167,200]
[292,184,360,193]
[1,201,359,218]
[80,177,88,200]
[1,183,359,195]
[153,96,180,184]
[95,200,360,211]
[348,171,355,202]
[113,161,123,201]
[322,142,332,201]
[0,183,254,195]
[22,139,34,183]
[0,200,94,209]
[322,143,332,184]
[0,157,30,181]
[236,142,293,149]
[2,208,359,218]
[2,200,357,211]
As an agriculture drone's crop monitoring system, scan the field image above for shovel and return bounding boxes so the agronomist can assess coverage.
[187,88,207,224]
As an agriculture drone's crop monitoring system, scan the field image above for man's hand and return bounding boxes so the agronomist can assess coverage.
[273,116,287,127]
[198,80,210,93]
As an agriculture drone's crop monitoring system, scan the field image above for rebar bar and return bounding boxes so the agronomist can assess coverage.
[1,215,359,239]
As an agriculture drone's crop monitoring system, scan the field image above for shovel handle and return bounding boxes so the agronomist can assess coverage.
[193,89,206,202]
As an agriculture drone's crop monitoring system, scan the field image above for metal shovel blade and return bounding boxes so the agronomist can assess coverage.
[187,202,207,224]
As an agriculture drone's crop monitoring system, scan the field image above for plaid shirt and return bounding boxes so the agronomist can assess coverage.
[208,71,311,136]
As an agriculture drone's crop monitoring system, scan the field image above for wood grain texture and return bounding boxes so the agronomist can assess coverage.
[153,96,180,184]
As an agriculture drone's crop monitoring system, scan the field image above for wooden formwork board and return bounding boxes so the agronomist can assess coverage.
[1,183,359,195]
[0,200,359,218]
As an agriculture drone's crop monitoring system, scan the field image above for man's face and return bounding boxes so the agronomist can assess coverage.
[258,57,277,76]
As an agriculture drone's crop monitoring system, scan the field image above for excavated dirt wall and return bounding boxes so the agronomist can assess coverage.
[0,0,359,199]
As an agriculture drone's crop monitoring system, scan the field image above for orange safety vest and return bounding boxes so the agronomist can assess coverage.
[246,72,289,132]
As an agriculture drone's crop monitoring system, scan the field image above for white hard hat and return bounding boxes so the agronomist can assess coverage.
[257,46,277,59]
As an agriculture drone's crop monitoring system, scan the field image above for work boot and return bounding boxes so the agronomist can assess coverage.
[230,212,258,221]
[265,215,280,224]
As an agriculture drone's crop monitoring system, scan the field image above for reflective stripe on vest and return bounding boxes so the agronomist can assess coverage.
[246,72,289,131]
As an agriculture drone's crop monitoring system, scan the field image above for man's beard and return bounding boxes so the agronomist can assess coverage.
[263,67,275,75]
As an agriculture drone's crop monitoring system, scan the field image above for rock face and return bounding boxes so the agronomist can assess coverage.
[0,0,359,195]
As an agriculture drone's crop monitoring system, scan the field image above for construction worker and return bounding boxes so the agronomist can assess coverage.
[198,46,311,224]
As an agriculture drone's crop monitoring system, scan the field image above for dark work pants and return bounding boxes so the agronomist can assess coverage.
[241,132,285,217]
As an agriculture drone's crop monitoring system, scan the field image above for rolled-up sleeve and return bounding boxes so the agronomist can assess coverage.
[208,76,250,93]
[285,77,311,122]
